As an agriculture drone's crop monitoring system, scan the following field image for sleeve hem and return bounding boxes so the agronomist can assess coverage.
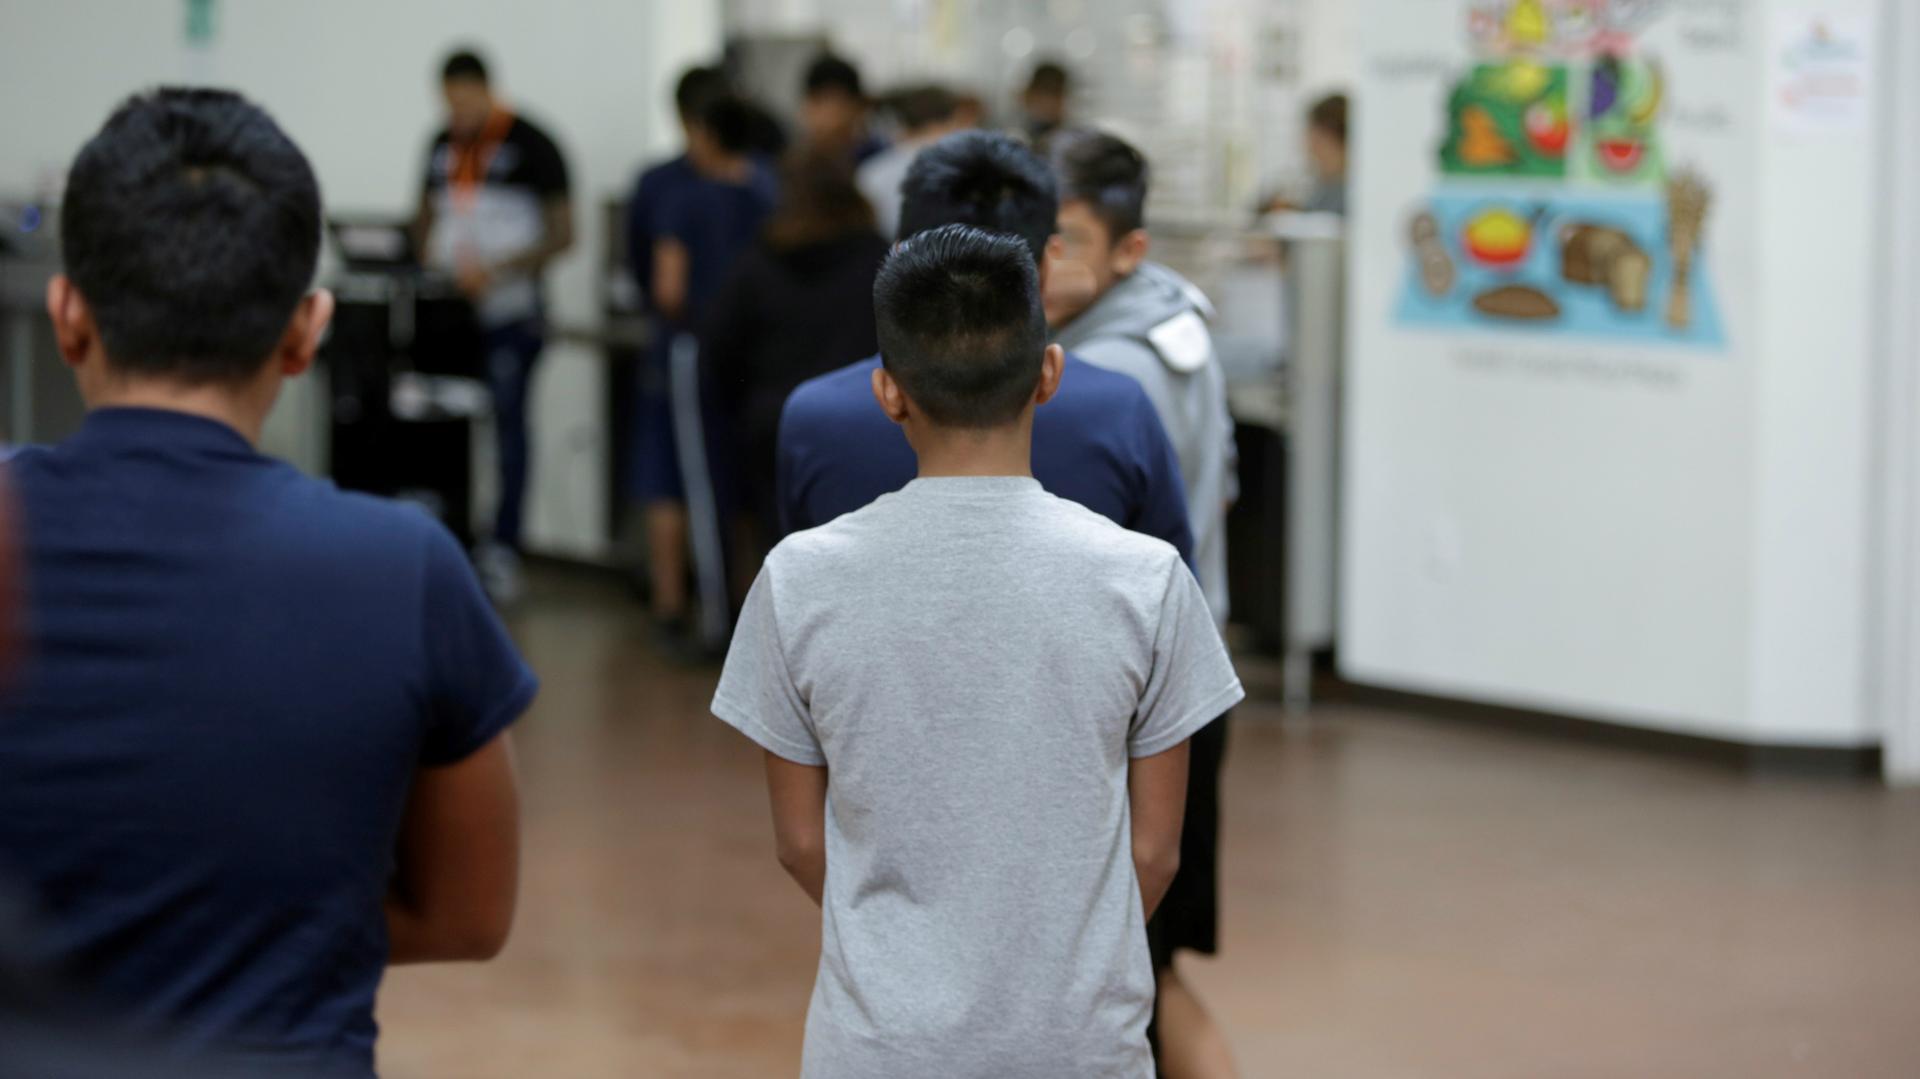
[712,695,827,767]
[422,669,539,767]
[1129,680,1245,759]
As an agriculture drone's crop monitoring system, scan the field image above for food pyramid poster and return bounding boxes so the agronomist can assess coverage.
[1394,0,1725,349]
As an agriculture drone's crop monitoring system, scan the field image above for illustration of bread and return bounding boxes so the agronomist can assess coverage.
[1558,222,1651,313]
[1472,284,1560,321]
[1410,210,1456,297]
[1609,248,1651,313]
[1666,173,1711,331]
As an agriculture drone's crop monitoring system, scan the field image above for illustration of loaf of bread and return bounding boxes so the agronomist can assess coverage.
[1410,210,1456,297]
[1558,222,1651,313]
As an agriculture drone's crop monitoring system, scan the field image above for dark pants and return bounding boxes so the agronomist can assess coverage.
[1146,712,1230,1056]
[485,319,545,550]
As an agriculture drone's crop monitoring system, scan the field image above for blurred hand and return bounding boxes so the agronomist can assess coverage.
[456,261,493,300]
[1043,257,1098,329]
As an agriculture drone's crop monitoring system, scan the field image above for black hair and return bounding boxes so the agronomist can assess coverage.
[804,54,864,100]
[874,224,1047,429]
[675,65,728,119]
[1052,129,1149,237]
[1309,93,1349,143]
[59,88,321,384]
[882,84,957,132]
[897,131,1058,265]
[1026,61,1069,98]
[441,49,489,85]
[696,94,758,156]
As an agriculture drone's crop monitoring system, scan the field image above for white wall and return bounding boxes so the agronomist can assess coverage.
[1341,0,1884,746]
[0,0,722,559]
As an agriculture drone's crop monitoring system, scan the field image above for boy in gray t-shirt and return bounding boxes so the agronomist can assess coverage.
[713,224,1244,1079]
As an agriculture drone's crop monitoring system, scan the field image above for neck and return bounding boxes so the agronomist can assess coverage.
[910,419,1034,479]
[86,380,273,445]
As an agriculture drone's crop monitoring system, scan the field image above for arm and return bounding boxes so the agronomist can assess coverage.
[764,751,829,905]
[490,196,575,278]
[652,236,690,323]
[411,196,436,265]
[1129,739,1190,919]
[386,733,521,963]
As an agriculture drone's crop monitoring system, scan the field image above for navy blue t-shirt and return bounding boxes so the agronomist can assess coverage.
[776,354,1195,562]
[629,156,777,331]
[0,409,537,1077]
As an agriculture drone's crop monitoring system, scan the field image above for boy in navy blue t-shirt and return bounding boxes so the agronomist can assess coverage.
[0,89,534,1078]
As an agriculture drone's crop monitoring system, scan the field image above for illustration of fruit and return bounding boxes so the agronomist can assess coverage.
[1590,56,1621,119]
[1595,137,1645,173]
[1627,61,1664,125]
[1525,96,1569,157]
[1459,107,1519,167]
[1506,0,1551,47]
[1462,208,1533,269]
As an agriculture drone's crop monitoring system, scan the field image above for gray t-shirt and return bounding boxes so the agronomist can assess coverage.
[712,476,1245,1079]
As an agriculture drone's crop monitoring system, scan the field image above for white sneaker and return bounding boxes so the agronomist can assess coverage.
[476,542,523,606]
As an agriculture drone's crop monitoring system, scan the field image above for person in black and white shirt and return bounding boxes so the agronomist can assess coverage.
[415,48,573,602]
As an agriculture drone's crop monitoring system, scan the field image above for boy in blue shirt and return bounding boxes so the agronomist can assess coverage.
[776,132,1194,562]
[0,89,533,1077]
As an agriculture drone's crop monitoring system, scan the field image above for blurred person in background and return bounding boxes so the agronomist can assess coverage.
[414,48,573,602]
[636,91,778,655]
[952,89,987,131]
[1049,128,1239,1079]
[5,88,530,1079]
[1018,60,1073,153]
[776,131,1193,571]
[858,84,963,240]
[705,150,889,582]
[1262,92,1348,216]
[800,53,885,165]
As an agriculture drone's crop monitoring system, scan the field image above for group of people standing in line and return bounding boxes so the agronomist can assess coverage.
[0,42,1352,1079]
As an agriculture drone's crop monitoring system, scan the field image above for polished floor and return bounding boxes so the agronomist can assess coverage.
[376,573,1920,1077]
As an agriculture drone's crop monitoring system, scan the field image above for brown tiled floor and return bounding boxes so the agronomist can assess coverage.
[376,575,1920,1077]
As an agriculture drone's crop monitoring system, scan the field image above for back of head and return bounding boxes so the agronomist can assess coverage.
[441,48,489,86]
[884,84,958,135]
[804,54,864,101]
[767,149,875,250]
[1025,61,1070,100]
[897,131,1057,265]
[1309,92,1349,143]
[1051,129,1150,236]
[60,88,321,384]
[873,223,1046,428]
[696,93,758,156]
[675,64,729,121]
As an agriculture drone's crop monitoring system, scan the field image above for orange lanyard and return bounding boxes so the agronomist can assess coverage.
[449,107,514,211]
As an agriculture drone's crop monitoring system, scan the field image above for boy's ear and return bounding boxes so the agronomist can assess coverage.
[1112,228,1150,277]
[277,289,335,379]
[1034,344,1065,407]
[870,364,912,426]
[45,275,98,368]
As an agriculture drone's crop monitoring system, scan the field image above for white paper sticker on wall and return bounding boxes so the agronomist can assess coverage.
[1769,10,1874,135]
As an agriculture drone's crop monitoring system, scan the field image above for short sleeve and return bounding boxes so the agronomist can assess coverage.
[1130,559,1244,758]
[712,566,824,765]
[520,125,571,200]
[419,526,538,765]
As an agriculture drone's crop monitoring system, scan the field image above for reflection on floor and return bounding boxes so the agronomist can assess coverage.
[377,572,1920,1078]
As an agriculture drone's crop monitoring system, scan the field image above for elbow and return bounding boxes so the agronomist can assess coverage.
[775,834,825,879]
[1138,843,1182,892]
[452,915,513,962]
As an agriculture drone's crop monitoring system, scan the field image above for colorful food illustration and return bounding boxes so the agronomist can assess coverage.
[1440,62,1571,177]
[1665,172,1711,331]
[1594,136,1645,172]
[1462,207,1534,269]
[1410,211,1457,297]
[1584,54,1663,181]
[1473,284,1561,321]
[1559,222,1651,313]
[1506,0,1551,47]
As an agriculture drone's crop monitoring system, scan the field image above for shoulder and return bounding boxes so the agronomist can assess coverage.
[509,114,563,152]
[1057,353,1159,421]
[784,357,879,424]
[1036,490,1183,570]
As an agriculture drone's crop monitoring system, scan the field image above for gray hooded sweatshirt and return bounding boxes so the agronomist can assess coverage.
[1055,261,1236,623]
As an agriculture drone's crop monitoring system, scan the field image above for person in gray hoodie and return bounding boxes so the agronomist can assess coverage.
[1049,129,1241,1079]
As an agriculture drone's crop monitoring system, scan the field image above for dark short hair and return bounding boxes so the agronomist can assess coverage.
[696,94,757,156]
[1309,93,1348,142]
[441,49,489,85]
[1052,129,1149,236]
[804,54,864,100]
[874,224,1047,429]
[1026,61,1069,98]
[898,131,1057,265]
[882,84,957,132]
[675,65,728,119]
[60,88,321,384]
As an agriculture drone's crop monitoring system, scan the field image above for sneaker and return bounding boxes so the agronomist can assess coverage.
[476,542,523,606]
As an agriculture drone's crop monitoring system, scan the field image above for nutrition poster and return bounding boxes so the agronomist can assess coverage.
[1388,0,1732,350]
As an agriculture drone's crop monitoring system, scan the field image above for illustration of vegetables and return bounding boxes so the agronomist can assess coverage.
[1665,172,1710,331]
